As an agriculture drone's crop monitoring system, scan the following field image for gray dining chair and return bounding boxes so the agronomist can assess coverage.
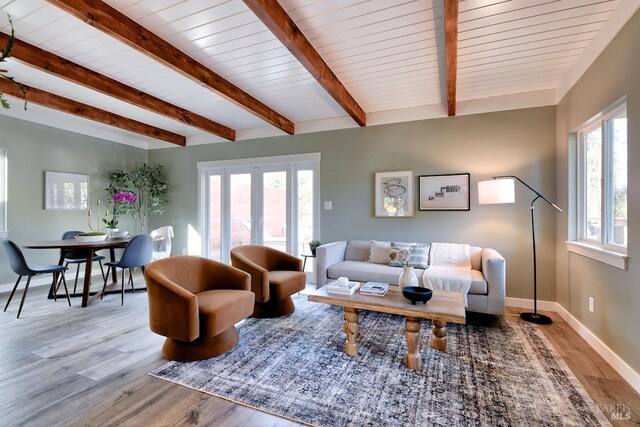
[61,230,106,293]
[101,235,153,305]
[2,239,71,318]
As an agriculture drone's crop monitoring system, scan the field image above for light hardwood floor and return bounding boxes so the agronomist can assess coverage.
[1,280,638,426]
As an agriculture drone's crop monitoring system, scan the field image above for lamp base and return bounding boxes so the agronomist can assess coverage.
[520,312,552,325]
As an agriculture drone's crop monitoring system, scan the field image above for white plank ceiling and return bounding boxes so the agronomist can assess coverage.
[0,0,638,149]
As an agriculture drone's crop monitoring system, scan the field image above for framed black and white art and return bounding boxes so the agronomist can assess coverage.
[418,173,470,211]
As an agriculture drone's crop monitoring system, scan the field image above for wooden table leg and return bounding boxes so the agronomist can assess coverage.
[343,307,359,356]
[405,317,422,369]
[109,248,117,282]
[431,319,448,351]
[80,250,95,308]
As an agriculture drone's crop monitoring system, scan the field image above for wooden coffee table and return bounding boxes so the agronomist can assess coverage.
[308,286,466,370]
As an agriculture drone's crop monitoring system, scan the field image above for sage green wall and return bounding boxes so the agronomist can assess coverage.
[149,106,557,301]
[0,115,147,285]
[555,11,640,373]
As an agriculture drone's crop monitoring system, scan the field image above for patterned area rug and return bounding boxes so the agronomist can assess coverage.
[150,296,610,427]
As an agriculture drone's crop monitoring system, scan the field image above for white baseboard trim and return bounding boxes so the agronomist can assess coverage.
[0,269,104,294]
[554,303,640,394]
[506,297,640,394]
[504,297,558,311]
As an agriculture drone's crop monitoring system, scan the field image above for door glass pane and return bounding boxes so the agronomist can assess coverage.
[584,127,602,240]
[297,170,313,262]
[230,173,252,249]
[610,110,627,246]
[208,175,222,261]
[263,171,286,252]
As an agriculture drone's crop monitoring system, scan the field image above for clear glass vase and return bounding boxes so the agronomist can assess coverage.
[398,265,419,288]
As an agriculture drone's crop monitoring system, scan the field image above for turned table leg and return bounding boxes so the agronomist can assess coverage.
[431,319,448,351]
[343,307,359,356]
[405,317,422,369]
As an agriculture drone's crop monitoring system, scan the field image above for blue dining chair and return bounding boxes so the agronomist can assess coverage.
[2,239,71,318]
[61,230,106,293]
[101,235,153,305]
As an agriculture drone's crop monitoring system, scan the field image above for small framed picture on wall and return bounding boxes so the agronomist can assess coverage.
[374,170,414,217]
[44,171,90,210]
[418,173,470,211]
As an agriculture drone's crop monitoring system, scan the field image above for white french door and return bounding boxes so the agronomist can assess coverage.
[198,154,320,264]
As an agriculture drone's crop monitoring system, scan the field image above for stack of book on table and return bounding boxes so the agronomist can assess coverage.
[360,282,389,297]
[326,278,361,295]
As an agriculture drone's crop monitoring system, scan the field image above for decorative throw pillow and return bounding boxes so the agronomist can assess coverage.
[390,241,414,249]
[368,240,392,264]
[408,244,430,269]
[388,241,414,267]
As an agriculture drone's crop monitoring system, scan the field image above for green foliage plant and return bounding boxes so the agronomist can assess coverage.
[0,15,27,110]
[104,164,169,232]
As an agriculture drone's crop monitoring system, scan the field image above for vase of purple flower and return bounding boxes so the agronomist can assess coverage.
[103,191,137,237]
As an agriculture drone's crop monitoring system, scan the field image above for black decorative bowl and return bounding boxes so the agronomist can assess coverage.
[402,286,433,305]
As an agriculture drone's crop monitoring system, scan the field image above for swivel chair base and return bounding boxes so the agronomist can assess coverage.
[252,296,295,318]
[162,326,239,362]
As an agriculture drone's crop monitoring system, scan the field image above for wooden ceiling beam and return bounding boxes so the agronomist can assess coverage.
[46,0,295,135]
[444,0,459,117]
[243,0,366,127]
[0,80,186,146]
[0,32,234,141]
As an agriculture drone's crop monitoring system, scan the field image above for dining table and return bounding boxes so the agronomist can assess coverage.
[23,237,134,307]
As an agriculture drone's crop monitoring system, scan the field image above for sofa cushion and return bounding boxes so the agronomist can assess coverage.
[470,270,488,294]
[368,240,391,264]
[344,240,372,262]
[408,244,430,269]
[328,260,487,295]
[388,243,429,269]
[390,241,414,249]
[328,261,425,286]
[388,241,413,267]
[470,246,482,270]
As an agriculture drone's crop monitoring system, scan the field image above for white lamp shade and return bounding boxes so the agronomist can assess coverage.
[478,179,515,204]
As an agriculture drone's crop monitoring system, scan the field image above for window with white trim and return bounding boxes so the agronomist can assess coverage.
[576,100,627,253]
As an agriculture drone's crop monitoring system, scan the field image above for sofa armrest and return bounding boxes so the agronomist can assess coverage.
[144,269,199,342]
[315,241,347,288]
[481,248,506,314]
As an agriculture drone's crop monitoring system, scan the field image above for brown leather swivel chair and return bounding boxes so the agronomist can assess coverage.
[144,256,254,361]
[230,245,306,318]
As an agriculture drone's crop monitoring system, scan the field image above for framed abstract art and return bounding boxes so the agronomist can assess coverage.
[374,170,414,217]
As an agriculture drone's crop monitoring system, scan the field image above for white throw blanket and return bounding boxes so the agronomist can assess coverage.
[429,242,471,268]
[423,243,472,305]
[150,225,174,261]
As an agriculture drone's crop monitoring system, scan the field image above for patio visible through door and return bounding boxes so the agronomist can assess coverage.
[198,154,320,267]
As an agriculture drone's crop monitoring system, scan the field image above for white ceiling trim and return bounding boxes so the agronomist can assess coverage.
[457,89,556,116]
[0,98,153,150]
[555,0,640,103]
[147,89,558,149]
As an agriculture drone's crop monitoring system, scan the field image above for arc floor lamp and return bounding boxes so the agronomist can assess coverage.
[478,176,562,325]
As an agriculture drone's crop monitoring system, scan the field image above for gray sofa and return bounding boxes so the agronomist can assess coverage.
[316,240,506,315]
